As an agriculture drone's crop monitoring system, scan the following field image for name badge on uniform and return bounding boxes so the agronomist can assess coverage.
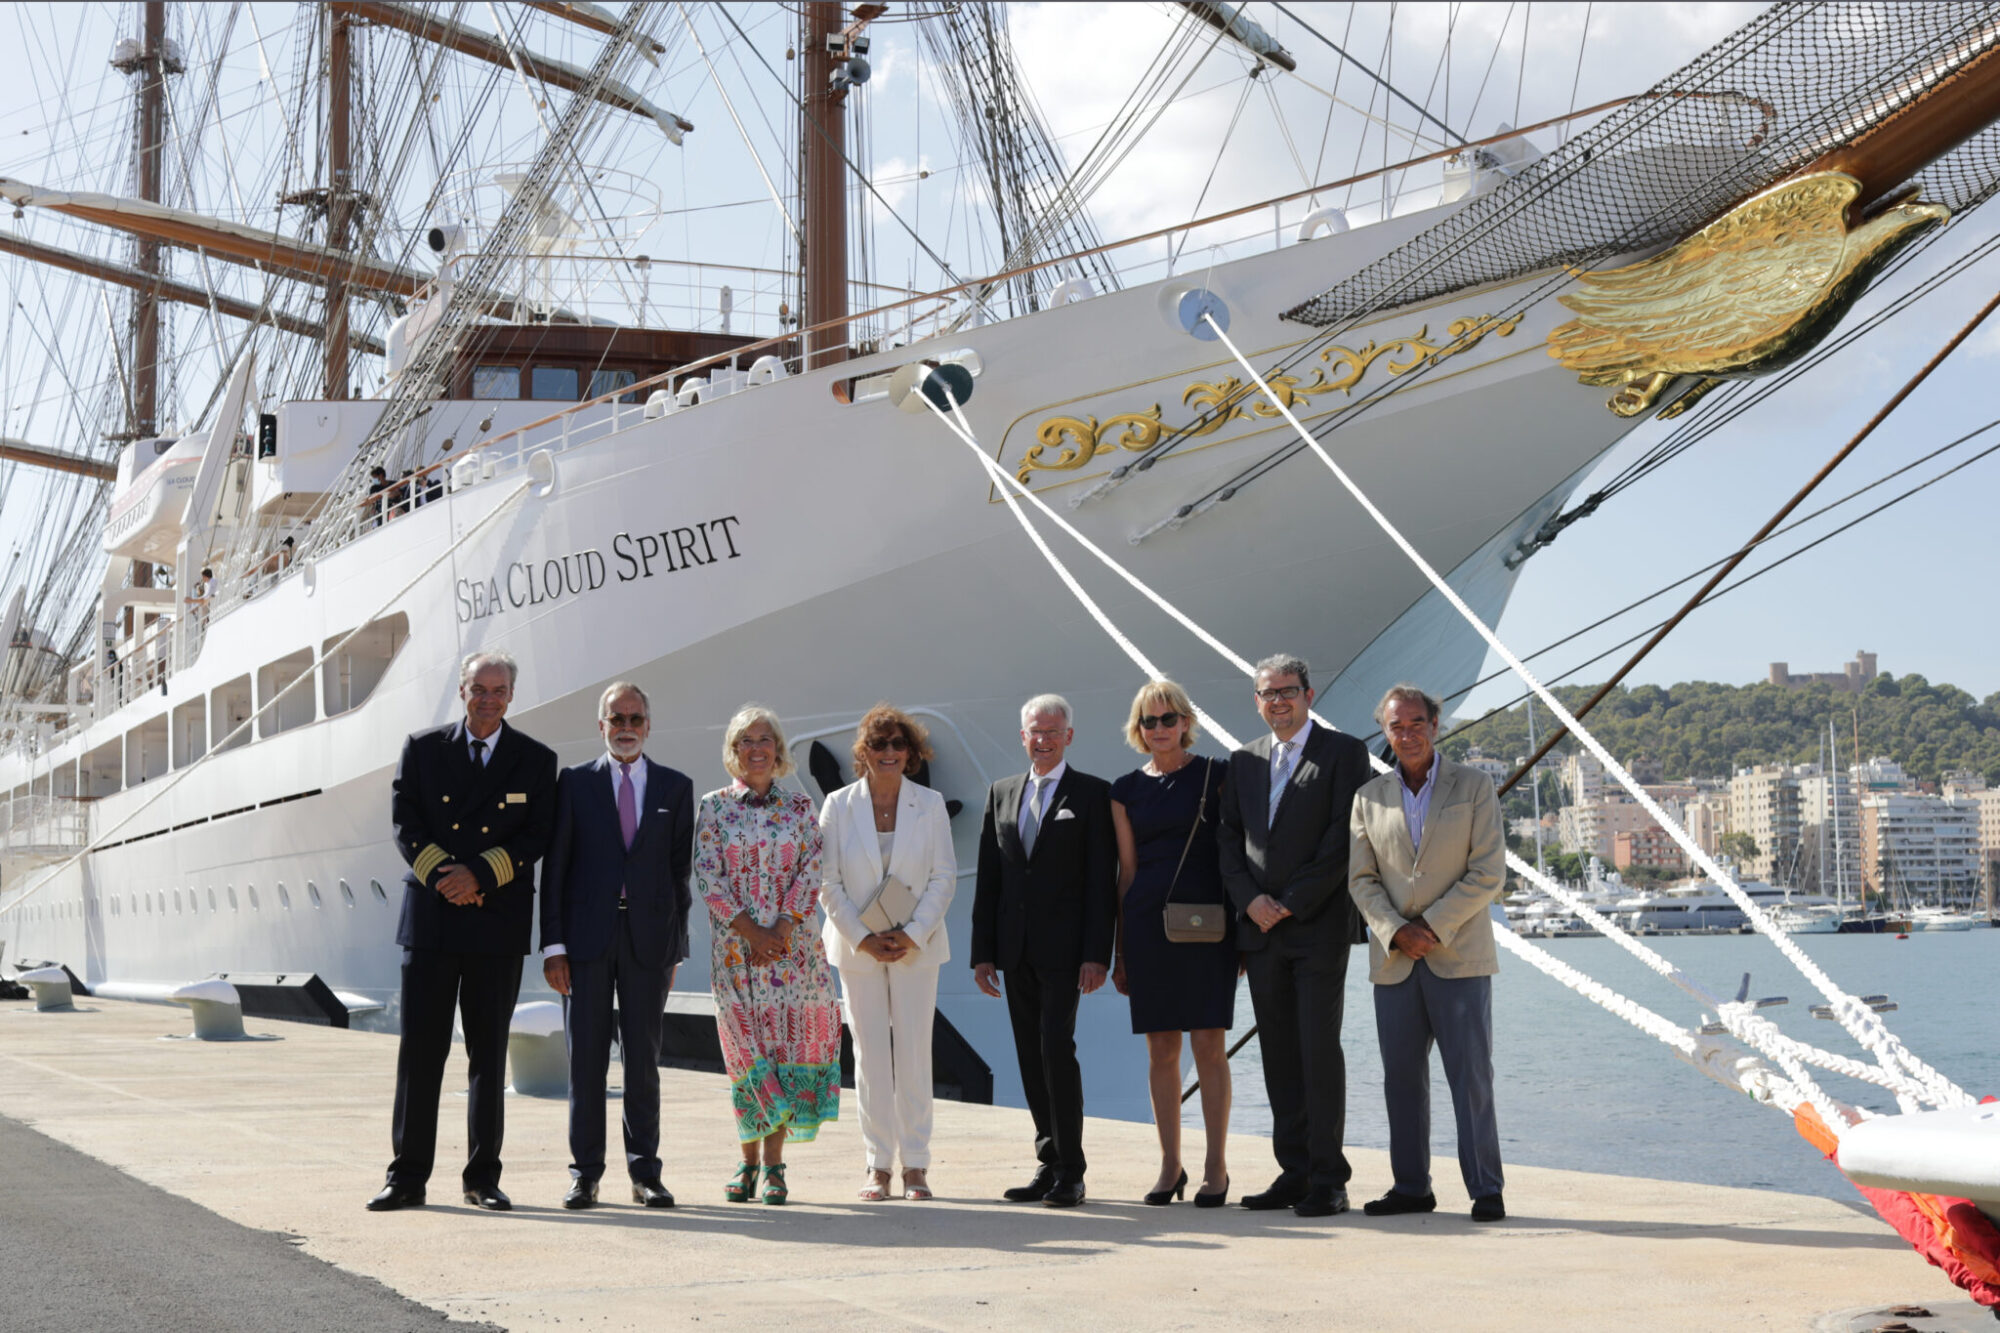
[507,792,527,803]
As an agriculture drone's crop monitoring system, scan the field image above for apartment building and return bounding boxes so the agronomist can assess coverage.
[1729,764,1806,883]
[1857,790,1982,909]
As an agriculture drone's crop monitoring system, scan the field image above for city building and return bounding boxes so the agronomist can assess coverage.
[1797,766,1862,904]
[1729,764,1807,883]
[1559,795,1665,865]
[1851,755,1913,793]
[1459,744,1510,785]
[1767,650,1879,693]
[1857,790,1982,909]
[1560,749,1606,806]
[1612,825,1687,875]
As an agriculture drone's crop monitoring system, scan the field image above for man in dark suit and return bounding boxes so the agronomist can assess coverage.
[971,693,1117,1208]
[540,681,693,1210]
[1216,653,1374,1217]
[368,651,557,1213]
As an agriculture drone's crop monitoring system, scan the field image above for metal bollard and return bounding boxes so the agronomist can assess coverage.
[508,1000,568,1097]
[171,978,246,1040]
[19,966,75,1012]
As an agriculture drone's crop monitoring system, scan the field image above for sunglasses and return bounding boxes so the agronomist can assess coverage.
[1138,711,1184,730]
[866,736,910,752]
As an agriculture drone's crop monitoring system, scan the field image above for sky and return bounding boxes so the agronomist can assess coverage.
[1,2,1996,706]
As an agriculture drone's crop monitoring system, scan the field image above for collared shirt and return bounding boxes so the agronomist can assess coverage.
[1019,759,1067,839]
[1399,749,1442,857]
[1269,717,1314,793]
[468,722,504,766]
[545,753,650,959]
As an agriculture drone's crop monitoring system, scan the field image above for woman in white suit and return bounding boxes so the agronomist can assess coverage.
[819,703,957,1201]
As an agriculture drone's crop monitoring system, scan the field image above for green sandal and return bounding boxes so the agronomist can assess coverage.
[762,1162,789,1206]
[724,1162,760,1203]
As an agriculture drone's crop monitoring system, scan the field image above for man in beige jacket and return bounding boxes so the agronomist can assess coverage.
[1349,684,1508,1223]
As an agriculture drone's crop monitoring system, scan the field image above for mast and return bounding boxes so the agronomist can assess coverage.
[325,7,354,400]
[799,3,878,370]
[133,0,168,437]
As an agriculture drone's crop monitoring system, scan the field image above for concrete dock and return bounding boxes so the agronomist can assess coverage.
[0,998,1983,1330]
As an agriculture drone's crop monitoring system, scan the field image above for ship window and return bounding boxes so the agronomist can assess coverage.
[370,878,389,902]
[276,883,291,910]
[257,650,315,737]
[172,890,182,913]
[227,885,238,910]
[338,878,355,907]
[109,898,118,917]
[589,368,640,403]
[172,697,207,768]
[323,613,409,717]
[156,893,165,915]
[126,714,169,786]
[82,738,123,796]
[246,884,260,909]
[472,365,518,399]
[207,888,217,911]
[530,366,579,401]
[306,881,322,909]
[211,675,253,753]
[52,761,77,798]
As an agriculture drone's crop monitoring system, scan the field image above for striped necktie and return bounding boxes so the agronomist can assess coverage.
[1269,739,1296,826]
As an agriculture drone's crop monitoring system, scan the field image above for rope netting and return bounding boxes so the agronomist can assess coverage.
[1285,2,2000,327]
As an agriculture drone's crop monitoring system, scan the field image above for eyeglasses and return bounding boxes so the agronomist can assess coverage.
[1138,711,1183,731]
[603,713,648,729]
[1255,686,1305,702]
[734,735,777,751]
[866,736,909,753]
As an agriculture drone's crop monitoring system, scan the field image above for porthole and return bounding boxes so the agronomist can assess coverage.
[227,885,238,910]
[338,879,355,907]
[276,883,291,910]
[143,894,152,916]
[173,890,182,914]
[306,881,323,909]
[129,893,138,916]
[208,888,217,911]
[370,878,388,902]
[156,893,165,915]
[247,884,260,910]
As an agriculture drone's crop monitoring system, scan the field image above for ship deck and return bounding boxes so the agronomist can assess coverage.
[0,997,1984,1331]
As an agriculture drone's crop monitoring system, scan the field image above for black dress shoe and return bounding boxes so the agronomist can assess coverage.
[563,1179,598,1210]
[463,1184,512,1211]
[631,1179,675,1208]
[1193,1176,1230,1209]
[1042,1177,1086,1208]
[365,1183,425,1212]
[1471,1192,1506,1222]
[1240,1178,1306,1211]
[1363,1189,1437,1217]
[1143,1168,1188,1206]
[1002,1165,1059,1203]
[1293,1186,1349,1218]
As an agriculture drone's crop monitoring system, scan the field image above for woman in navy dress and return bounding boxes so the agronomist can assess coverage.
[1110,679,1235,1208]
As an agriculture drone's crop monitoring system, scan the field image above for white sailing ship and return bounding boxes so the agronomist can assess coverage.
[2,2,1998,1120]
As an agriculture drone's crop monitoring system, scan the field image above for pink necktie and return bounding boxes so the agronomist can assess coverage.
[618,763,638,850]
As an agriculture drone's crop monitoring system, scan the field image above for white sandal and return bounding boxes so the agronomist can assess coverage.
[859,1168,891,1201]
[902,1168,934,1201]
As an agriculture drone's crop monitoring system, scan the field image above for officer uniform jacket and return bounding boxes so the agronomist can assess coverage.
[393,720,558,955]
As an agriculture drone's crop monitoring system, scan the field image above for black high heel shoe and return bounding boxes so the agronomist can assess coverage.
[1143,1168,1188,1206]
[1193,1175,1230,1209]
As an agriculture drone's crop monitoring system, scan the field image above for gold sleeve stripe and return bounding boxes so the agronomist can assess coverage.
[413,844,448,882]
[481,847,515,887]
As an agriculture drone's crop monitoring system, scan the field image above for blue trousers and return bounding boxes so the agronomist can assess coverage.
[1373,962,1503,1199]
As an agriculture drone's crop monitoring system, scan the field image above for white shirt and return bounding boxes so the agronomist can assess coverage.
[1270,718,1314,790]
[1019,759,1068,838]
[544,752,647,960]
[467,722,504,766]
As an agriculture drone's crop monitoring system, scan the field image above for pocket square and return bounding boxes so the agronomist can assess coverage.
[1052,808,1077,821]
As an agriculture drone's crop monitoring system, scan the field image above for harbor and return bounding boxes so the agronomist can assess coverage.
[0,994,1987,1331]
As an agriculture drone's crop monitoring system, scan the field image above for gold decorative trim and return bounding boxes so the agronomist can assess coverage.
[481,847,515,888]
[413,844,448,883]
[1016,314,1519,482]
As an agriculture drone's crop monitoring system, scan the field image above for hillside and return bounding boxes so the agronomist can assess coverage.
[1441,674,2000,786]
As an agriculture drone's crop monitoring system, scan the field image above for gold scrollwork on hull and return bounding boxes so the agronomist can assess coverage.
[1018,313,1519,482]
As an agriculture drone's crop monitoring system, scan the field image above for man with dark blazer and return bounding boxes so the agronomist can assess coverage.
[1216,653,1374,1217]
[971,693,1117,1208]
[368,651,557,1213]
[540,681,694,1210]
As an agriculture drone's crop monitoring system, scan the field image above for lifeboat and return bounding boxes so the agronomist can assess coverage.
[102,435,202,562]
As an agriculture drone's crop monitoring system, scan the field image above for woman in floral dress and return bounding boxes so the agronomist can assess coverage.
[695,703,842,1204]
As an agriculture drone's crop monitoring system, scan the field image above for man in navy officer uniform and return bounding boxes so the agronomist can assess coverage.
[368,650,557,1212]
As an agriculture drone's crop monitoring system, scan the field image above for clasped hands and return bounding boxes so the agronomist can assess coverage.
[434,864,484,907]
[1391,918,1442,959]
[1246,893,1291,932]
[857,929,918,963]
[974,960,1107,998]
[732,911,796,965]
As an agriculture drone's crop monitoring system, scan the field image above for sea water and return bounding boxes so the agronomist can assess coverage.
[1137,930,1998,1201]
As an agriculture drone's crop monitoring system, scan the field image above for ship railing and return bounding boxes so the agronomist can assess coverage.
[228,100,1642,591]
[0,794,88,854]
